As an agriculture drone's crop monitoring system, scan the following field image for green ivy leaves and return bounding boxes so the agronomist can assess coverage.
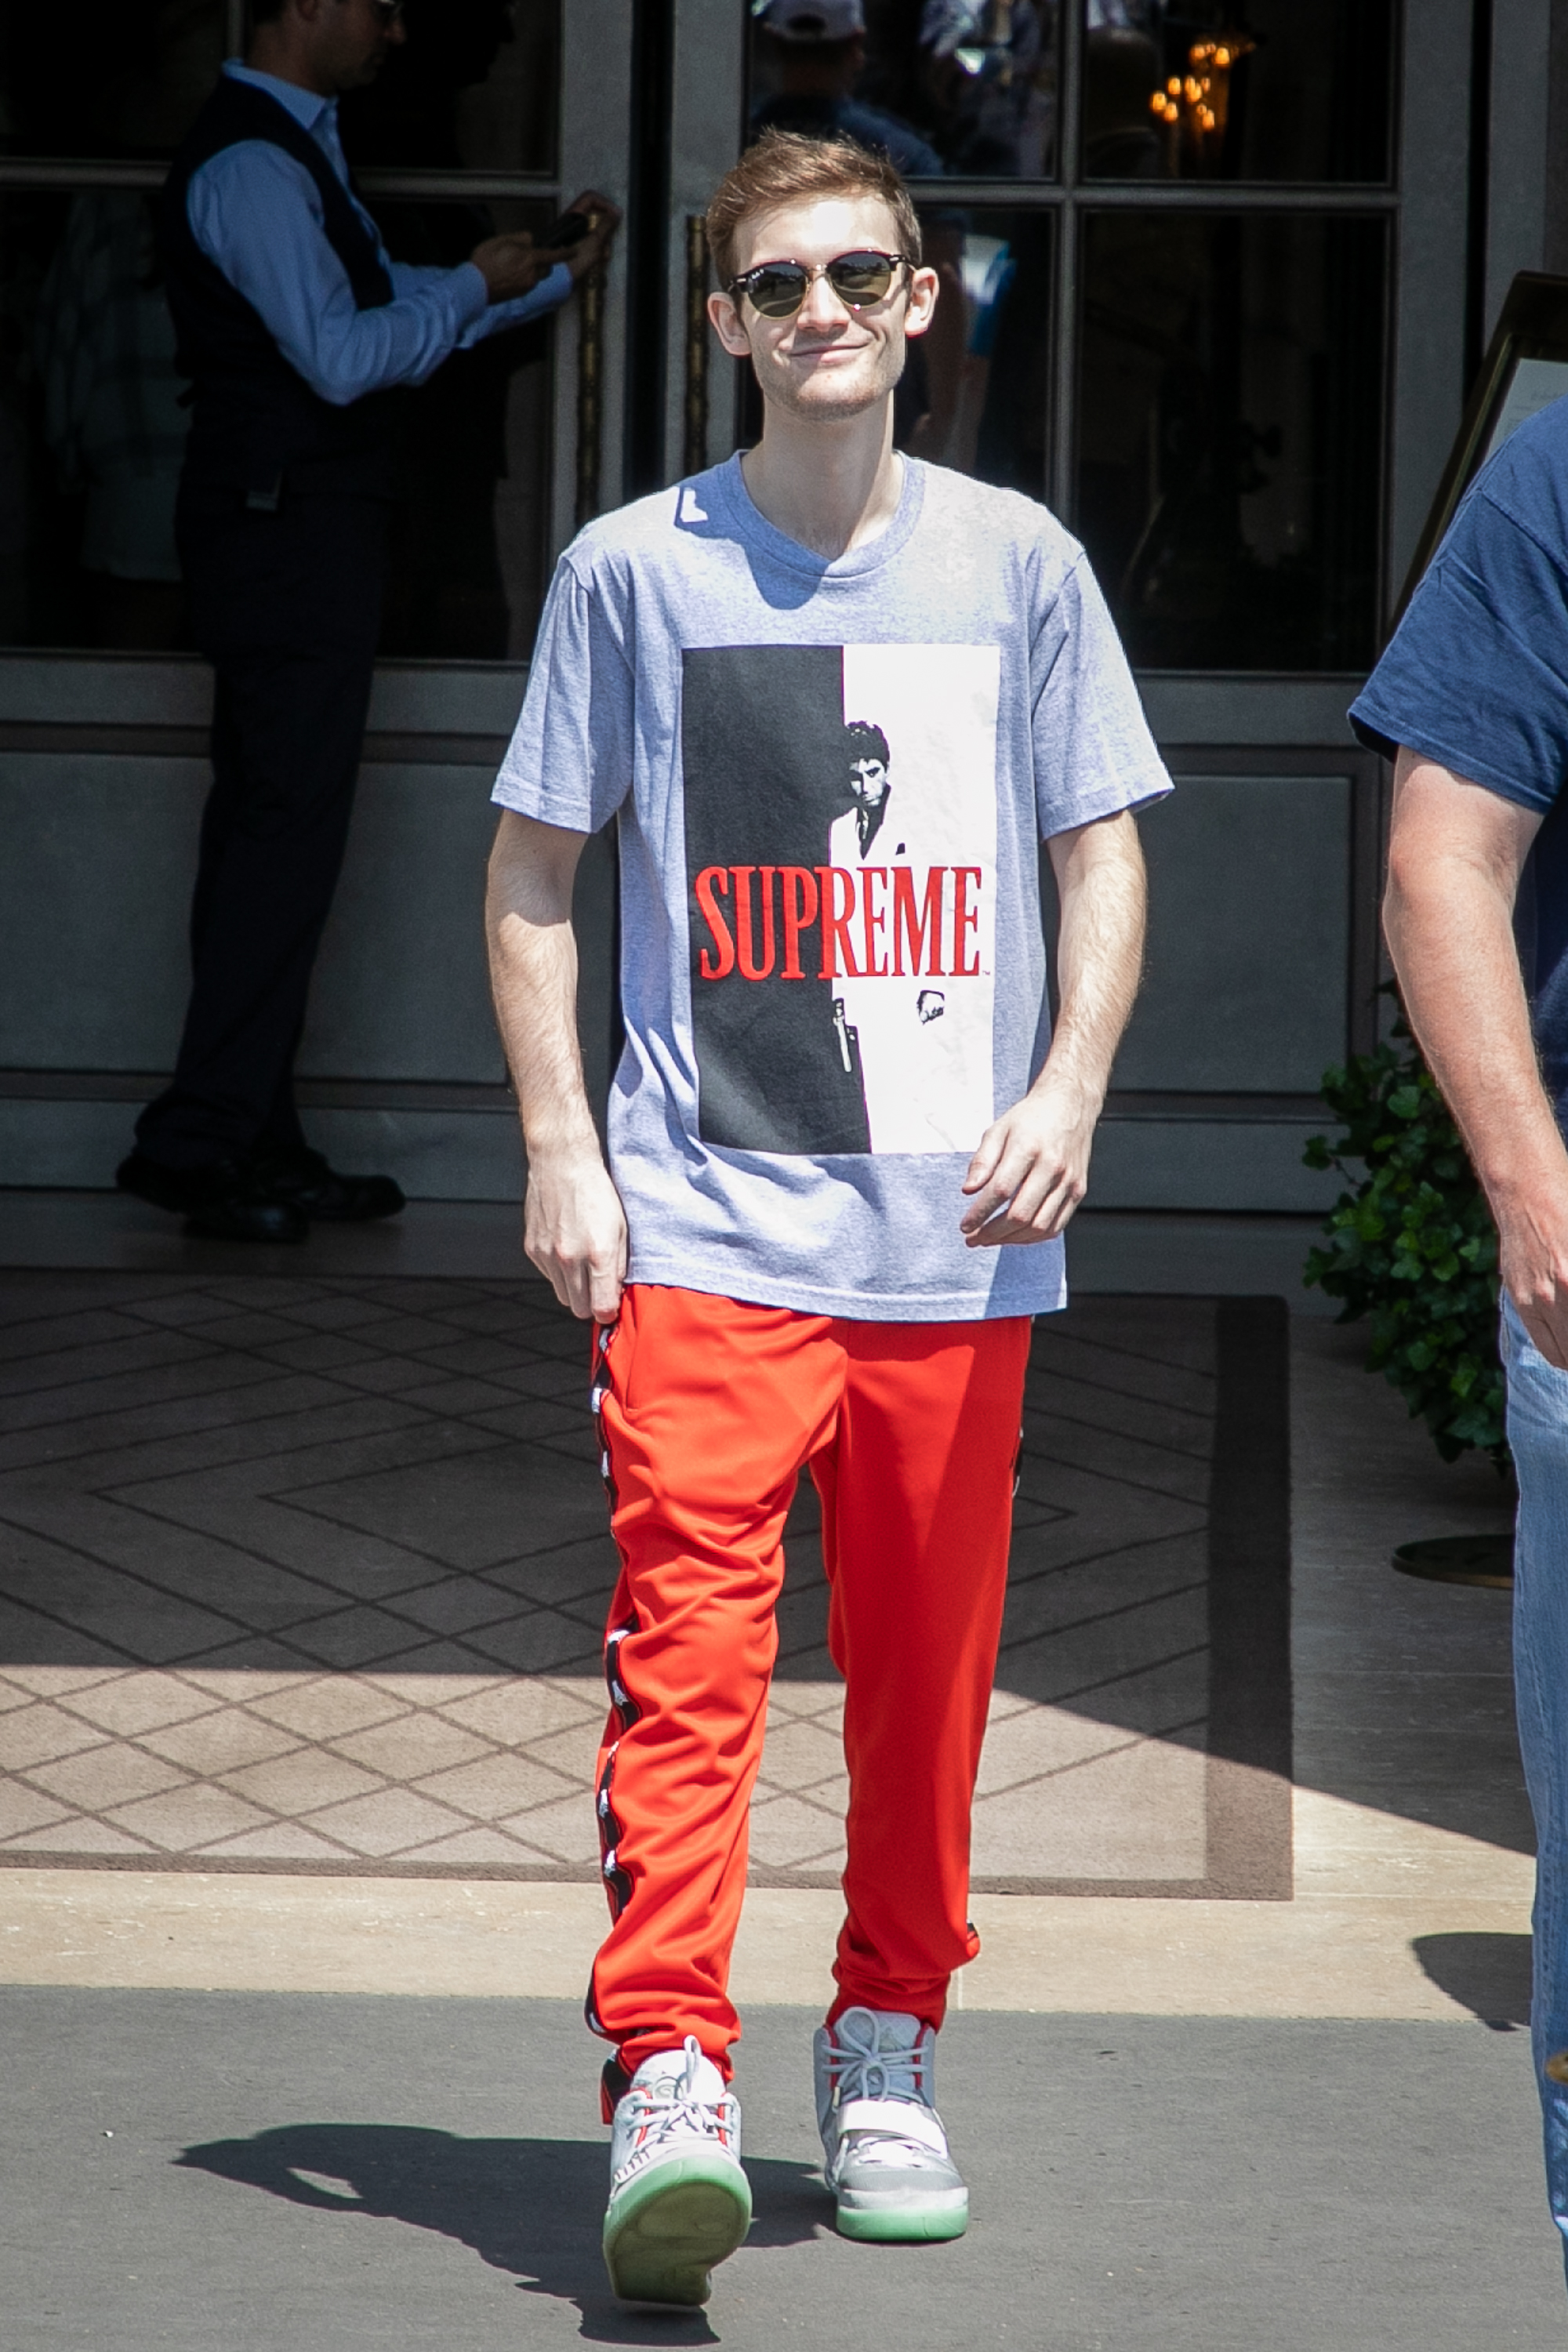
[1303,1015,1508,1471]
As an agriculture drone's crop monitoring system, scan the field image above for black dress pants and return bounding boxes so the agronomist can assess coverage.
[136,486,389,1171]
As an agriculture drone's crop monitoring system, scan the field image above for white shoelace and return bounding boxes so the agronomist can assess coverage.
[823,2009,930,2106]
[824,2012,949,2172]
[615,2036,734,2185]
[641,2039,728,2143]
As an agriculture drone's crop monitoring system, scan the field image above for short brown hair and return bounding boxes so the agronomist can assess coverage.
[706,129,922,289]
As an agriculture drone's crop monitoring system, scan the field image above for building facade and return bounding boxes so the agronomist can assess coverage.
[0,0,1557,1208]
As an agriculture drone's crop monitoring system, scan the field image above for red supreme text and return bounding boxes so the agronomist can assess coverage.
[693,864,985,983]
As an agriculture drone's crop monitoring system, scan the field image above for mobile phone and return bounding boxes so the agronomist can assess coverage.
[542,209,593,249]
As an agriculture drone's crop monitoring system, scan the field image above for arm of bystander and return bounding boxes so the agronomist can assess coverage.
[1382,747,1568,1363]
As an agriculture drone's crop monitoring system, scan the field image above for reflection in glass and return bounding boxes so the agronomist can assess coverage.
[0,191,558,658]
[906,209,1051,493]
[1075,210,1385,668]
[339,0,558,176]
[0,2,227,161]
[746,1,1058,180]
[368,198,557,659]
[1082,1,1393,183]
[0,191,190,648]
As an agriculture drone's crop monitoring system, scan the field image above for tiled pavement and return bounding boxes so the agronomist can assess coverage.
[0,1271,1218,1886]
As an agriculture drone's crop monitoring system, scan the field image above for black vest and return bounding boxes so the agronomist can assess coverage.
[161,74,397,500]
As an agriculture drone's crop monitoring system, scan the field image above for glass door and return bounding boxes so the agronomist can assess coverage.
[0,0,643,664]
[708,3,1410,1214]
[736,0,1396,670]
[0,0,647,1200]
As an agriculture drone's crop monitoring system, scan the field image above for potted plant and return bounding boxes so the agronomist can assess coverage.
[1304,1007,1514,1585]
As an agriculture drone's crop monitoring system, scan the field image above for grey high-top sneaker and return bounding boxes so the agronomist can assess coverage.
[813,2006,969,2242]
[603,2037,751,2307]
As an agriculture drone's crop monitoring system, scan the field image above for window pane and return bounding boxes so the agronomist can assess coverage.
[339,0,559,177]
[0,188,190,649]
[0,4,227,161]
[746,2,1059,180]
[368,196,557,659]
[1075,210,1386,669]
[1083,1,1394,184]
[0,1,560,175]
[909,208,1053,492]
[0,190,557,659]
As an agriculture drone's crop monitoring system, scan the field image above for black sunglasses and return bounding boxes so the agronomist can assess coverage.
[727,250,915,321]
[368,0,405,23]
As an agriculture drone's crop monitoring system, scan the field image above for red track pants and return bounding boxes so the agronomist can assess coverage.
[586,1283,1030,2085]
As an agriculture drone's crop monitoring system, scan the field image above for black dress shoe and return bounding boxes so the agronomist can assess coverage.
[253,1147,405,1224]
[115,1152,308,1244]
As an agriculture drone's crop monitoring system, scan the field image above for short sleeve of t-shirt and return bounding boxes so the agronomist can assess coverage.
[1349,412,1568,815]
[492,554,634,833]
[1031,553,1171,838]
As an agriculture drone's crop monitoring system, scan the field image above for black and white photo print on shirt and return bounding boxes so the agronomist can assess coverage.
[682,643,999,1157]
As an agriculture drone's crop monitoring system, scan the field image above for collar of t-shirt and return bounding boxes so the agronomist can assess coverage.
[704,450,928,582]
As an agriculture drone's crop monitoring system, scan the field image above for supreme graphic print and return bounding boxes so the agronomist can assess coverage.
[682,642,1000,1157]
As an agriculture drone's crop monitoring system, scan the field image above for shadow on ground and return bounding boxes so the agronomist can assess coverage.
[176,2124,824,2344]
[1413,1931,1533,2027]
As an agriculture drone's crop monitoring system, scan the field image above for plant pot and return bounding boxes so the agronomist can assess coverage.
[1392,1533,1514,1589]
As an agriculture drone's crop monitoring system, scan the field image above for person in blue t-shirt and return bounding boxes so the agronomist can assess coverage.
[1351,392,1568,2286]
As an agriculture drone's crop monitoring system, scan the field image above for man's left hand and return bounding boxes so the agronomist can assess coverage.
[959,1074,1099,1247]
[546,190,622,283]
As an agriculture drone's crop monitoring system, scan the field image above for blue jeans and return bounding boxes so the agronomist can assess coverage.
[1502,1292,1568,2272]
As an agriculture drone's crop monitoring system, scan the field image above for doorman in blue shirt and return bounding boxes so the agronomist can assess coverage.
[118,0,617,1242]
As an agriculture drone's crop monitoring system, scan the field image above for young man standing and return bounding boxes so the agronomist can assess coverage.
[486,132,1167,2309]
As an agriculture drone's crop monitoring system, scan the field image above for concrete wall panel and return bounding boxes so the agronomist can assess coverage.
[299,764,506,1086]
[0,753,203,1073]
[1091,1115,1341,1213]
[1113,775,1352,1094]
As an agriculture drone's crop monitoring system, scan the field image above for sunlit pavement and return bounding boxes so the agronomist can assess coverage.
[0,1201,1557,2343]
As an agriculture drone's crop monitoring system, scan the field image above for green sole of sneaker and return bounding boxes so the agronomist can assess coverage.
[604,2159,753,2307]
[835,2201,969,2244]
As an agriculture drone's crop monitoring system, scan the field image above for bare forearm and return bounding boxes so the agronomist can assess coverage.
[1385,856,1565,1210]
[485,811,626,1319]
[1383,751,1562,1218]
[1038,810,1147,1110]
[485,822,598,1161]
[1382,749,1568,1359]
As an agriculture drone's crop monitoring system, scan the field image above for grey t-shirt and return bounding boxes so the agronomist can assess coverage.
[493,455,1170,1322]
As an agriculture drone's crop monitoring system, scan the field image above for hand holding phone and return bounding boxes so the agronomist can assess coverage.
[546,192,623,279]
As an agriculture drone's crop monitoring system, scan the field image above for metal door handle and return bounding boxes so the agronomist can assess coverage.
[684,216,710,480]
[575,247,606,531]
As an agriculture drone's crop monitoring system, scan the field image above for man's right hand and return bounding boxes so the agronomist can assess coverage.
[554,191,622,281]
[1497,1182,1568,1369]
[524,1145,628,1323]
[470,232,550,303]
